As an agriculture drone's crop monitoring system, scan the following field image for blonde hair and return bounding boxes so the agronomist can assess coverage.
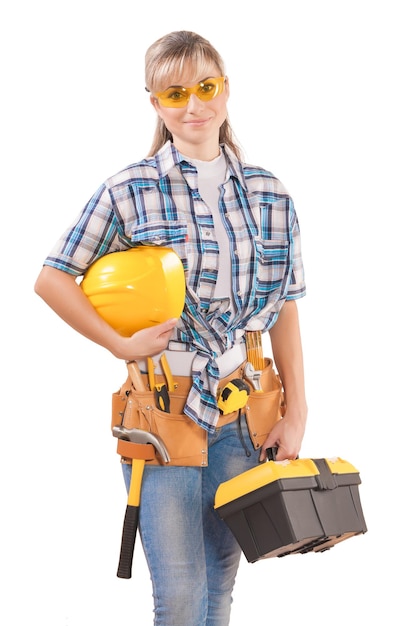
[145,31,243,159]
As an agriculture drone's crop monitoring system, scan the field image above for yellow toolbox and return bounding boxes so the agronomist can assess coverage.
[214,456,367,563]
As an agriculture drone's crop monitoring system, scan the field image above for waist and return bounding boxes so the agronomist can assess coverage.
[137,341,247,378]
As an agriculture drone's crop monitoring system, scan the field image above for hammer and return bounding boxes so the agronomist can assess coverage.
[113,425,170,579]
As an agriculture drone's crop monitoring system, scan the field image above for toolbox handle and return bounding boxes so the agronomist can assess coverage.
[266,447,278,461]
[266,447,299,462]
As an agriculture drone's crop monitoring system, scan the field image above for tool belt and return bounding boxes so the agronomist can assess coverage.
[111,358,285,467]
[245,358,286,450]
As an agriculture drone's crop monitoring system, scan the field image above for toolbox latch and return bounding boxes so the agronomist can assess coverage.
[312,458,337,490]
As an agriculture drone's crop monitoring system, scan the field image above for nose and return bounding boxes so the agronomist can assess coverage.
[186,93,204,112]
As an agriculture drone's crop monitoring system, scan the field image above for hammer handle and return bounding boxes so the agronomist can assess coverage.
[126,360,147,392]
[117,457,144,579]
[117,505,139,579]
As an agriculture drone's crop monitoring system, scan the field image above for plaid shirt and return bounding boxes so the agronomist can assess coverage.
[45,141,306,431]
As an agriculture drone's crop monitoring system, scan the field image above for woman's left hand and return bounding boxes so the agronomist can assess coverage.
[259,408,306,462]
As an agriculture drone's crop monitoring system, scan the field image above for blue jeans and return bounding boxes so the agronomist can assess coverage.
[122,417,260,626]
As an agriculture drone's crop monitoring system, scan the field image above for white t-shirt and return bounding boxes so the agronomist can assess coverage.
[191,152,232,301]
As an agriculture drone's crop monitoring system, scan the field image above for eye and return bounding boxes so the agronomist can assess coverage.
[165,88,187,102]
[198,80,216,95]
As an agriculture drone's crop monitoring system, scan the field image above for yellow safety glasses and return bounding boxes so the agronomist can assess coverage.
[152,76,226,108]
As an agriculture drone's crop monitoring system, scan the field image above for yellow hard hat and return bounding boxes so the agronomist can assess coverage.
[81,246,185,336]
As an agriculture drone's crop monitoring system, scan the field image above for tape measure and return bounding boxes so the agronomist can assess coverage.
[217,379,250,415]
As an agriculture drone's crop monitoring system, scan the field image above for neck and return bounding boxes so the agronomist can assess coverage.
[172,138,221,162]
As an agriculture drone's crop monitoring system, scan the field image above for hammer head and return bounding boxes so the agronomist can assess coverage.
[112,425,170,463]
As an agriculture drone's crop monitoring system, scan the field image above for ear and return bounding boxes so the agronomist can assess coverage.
[150,95,160,113]
[224,76,230,101]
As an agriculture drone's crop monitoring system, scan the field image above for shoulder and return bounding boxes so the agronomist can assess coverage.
[240,162,291,199]
[103,142,178,193]
[223,147,290,198]
[104,156,159,191]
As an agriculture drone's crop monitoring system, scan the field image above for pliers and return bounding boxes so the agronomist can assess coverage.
[147,353,177,413]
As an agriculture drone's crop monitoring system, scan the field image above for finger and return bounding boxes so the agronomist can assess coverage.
[259,440,278,462]
[161,317,178,328]
[275,446,299,461]
[154,318,178,336]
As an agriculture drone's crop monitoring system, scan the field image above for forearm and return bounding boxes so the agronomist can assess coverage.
[35,266,179,360]
[269,299,308,424]
[258,300,307,460]
[34,266,126,356]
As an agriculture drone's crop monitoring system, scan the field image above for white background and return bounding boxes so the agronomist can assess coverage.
[1,1,416,624]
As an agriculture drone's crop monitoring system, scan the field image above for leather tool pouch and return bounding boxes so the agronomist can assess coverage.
[112,373,208,467]
[244,358,286,450]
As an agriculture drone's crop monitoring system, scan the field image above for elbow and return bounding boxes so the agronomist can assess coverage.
[34,265,67,300]
[34,265,78,299]
[34,270,45,298]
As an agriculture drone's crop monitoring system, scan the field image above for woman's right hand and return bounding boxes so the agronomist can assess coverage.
[114,318,178,361]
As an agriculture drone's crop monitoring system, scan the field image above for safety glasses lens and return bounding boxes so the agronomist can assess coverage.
[156,77,225,108]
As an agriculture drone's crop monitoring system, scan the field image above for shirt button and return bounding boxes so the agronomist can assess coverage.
[205,231,211,237]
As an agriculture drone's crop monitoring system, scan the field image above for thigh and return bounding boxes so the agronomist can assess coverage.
[122,463,207,625]
[206,416,260,498]
[139,465,204,563]
[203,418,260,558]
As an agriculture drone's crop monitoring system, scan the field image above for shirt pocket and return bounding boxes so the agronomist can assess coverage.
[130,220,189,270]
[254,238,291,295]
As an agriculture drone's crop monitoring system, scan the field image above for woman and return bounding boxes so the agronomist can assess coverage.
[35,30,308,626]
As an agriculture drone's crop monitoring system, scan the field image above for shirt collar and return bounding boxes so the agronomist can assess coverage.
[154,141,248,191]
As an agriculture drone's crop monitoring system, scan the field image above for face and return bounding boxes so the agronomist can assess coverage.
[151,64,229,160]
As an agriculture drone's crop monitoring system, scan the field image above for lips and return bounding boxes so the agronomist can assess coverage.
[184,117,212,125]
